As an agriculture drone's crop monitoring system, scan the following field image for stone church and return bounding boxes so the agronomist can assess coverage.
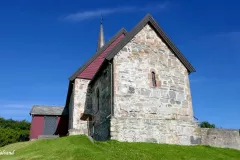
[65,13,200,144]
[30,14,203,145]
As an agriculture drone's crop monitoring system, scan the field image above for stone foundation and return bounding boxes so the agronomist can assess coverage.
[68,127,88,136]
[110,118,240,150]
[110,117,201,145]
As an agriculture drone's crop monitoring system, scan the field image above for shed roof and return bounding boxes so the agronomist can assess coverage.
[30,105,68,116]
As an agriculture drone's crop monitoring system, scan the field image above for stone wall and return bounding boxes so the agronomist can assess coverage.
[111,24,195,144]
[201,128,240,150]
[111,117,201,145]
[69,78,90,135]
[113,24,193,121]
[88,63,112,141]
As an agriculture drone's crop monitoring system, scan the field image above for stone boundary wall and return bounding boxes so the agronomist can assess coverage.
[110,117,201,145]
[110,119,240,150]
[201,128,240,150]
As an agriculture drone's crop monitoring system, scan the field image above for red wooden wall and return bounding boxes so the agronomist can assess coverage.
[30,115,69,140]
[30,115,44,139]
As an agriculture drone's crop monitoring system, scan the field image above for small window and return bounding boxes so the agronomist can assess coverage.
[152,72,157,87]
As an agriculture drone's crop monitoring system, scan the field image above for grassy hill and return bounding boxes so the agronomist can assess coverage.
[0,136,239,160]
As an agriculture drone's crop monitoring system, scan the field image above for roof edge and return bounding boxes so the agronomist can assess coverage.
[105,14,150,60]
[88,59,108,86]
[69,28,127,81]
[148,16,196,73]
[105,14,196,73]
[30,105,66,115]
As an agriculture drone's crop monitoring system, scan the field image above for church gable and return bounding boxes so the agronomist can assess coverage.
[105,14,195,73]
[115,24,187,73]
[112,22,193,121]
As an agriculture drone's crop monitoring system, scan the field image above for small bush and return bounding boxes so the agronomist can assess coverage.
[200,121,216,128]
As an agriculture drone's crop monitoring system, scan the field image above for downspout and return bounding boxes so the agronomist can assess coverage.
[109,60,114,140]
[109,60,114,117]
[71,81,75,130]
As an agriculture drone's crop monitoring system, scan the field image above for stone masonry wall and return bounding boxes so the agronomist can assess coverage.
[89,64,112,141]
[69,78,90,135]
[111,24,196,144]
[111,117,201,145]
[201,128,240,150]
[113,24,193,120]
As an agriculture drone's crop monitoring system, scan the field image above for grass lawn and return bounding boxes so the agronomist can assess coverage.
[0,135,239,160]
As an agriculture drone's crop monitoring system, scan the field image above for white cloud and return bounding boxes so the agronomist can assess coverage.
[0,102,34,120]
[0,101,64,121]
[1,104,31,109]
[63,2,169,22]
[0,110,29,115]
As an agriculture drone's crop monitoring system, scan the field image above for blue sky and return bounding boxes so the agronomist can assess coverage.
[0,0,239,128]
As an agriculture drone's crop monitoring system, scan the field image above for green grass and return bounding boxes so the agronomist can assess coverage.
[0,135,240,160]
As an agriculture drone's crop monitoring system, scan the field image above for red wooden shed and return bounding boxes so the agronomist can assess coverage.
[29,105,69,140]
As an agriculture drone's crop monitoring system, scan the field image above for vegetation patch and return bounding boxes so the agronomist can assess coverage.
[0,135,240,160]
[0,117,30,147]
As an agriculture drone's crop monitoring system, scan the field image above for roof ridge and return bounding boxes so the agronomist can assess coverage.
[32,105,64,108]
[105,14,195,73]
[30,105,68,116]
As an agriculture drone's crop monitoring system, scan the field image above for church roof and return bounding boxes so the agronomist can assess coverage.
[30,105,68,116]
[105,14,195,73]
[69,28,127,81]
[65,13,196,108]
[66,28,127,108]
